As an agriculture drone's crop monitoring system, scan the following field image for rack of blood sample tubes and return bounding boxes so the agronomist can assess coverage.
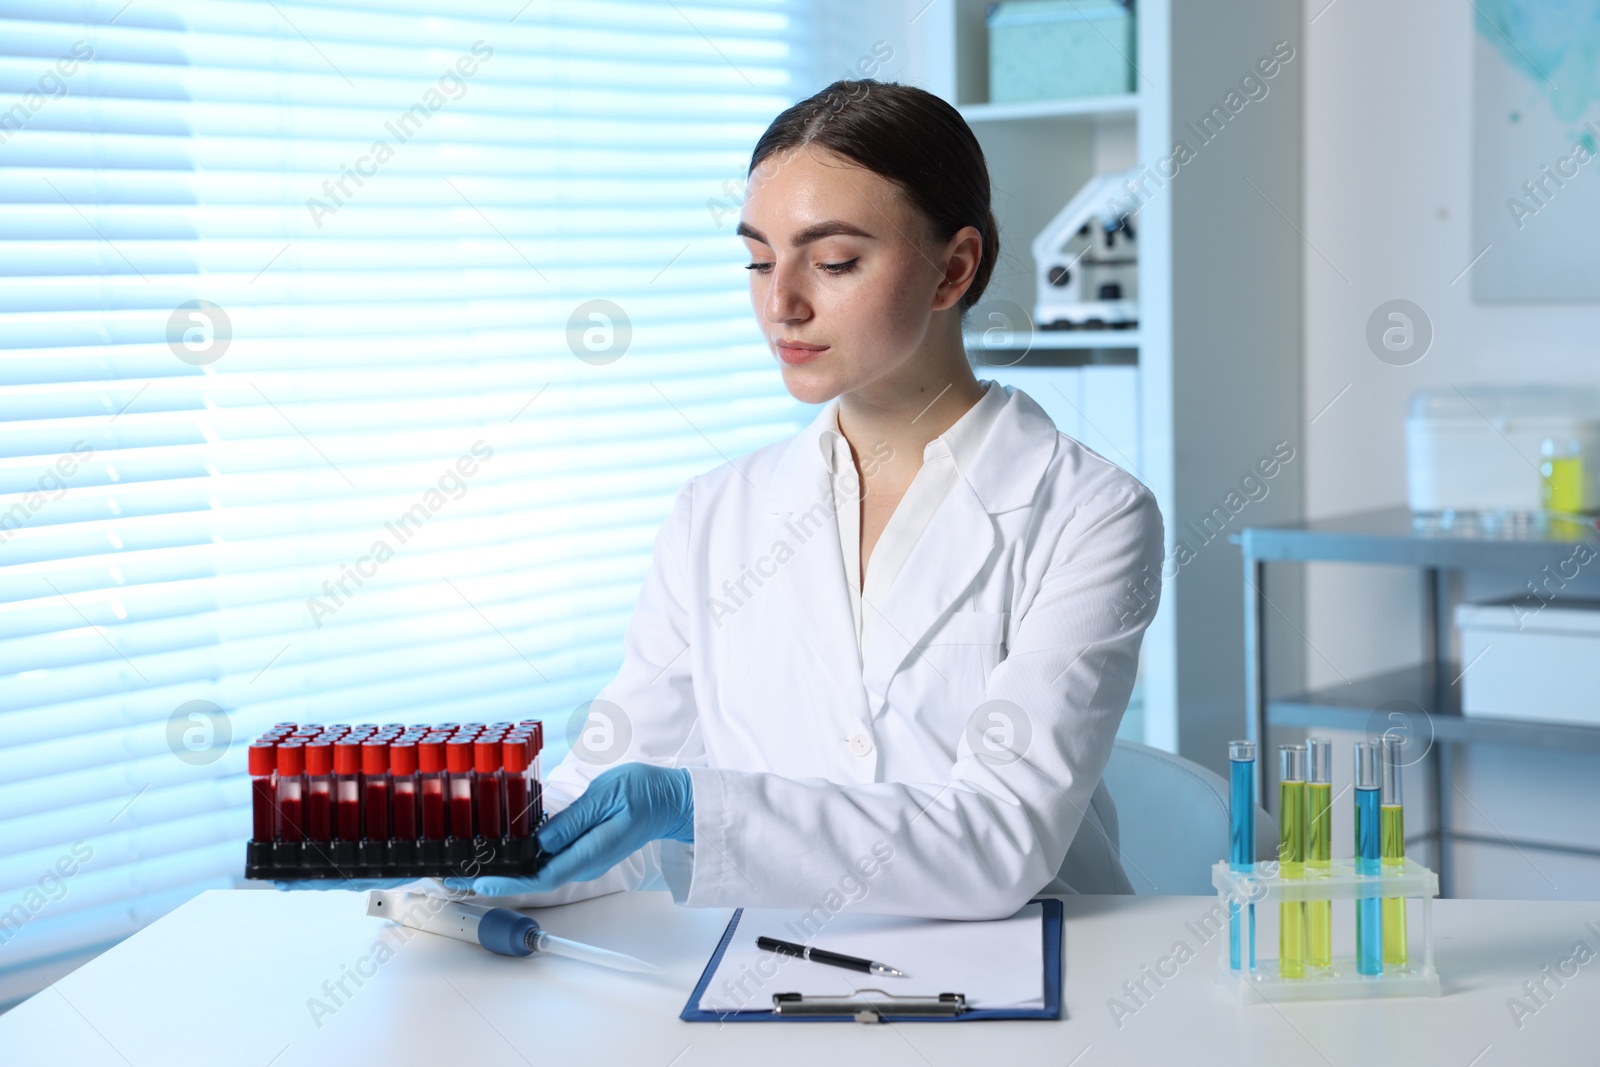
[1210,737,1440,1003]
[245,720,549,881]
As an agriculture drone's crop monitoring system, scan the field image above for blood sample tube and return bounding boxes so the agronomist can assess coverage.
[276,742,306,842]
[504,736,532,838]
[363,740,391,841]
[391,742,419,841]
[436,722,460,734]
[476,738,504,839]
[248,741,277,842]
[419,738,448,841]
[446,737,475,839]
[334,740,363,841]
[305,741,334,843]
[531,721,543,821]
[273,721,297,730]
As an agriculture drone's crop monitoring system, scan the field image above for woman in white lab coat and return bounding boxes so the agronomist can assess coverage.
[452,79,1164,920]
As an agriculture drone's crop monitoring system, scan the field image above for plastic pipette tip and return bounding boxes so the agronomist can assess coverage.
[538,932,661,974]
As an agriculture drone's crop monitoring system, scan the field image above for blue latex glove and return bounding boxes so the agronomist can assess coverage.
[275,878,415,891]
[444,763,693,898]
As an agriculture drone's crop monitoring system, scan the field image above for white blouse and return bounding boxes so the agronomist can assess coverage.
[820,379,1009,662]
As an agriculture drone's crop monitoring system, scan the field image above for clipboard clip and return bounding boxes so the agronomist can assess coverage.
[772,990,967,1023]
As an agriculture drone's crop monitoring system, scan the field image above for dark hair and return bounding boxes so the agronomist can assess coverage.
[747,79,999,316]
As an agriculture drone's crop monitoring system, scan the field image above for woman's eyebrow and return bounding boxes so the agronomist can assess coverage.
[736,220,876,246]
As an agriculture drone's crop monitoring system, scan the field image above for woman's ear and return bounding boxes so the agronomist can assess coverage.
[931,224,984,312]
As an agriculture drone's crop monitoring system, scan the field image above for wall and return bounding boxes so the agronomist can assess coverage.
[1167,0,1306,775]
[1301,0,1600,897]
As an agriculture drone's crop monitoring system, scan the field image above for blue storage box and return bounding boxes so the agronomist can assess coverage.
[987,0,1135,103]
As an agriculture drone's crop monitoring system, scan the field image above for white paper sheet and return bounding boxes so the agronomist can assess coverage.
[696,902,1046,1013]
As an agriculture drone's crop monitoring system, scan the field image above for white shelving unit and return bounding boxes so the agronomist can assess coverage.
[907,0,1305,770]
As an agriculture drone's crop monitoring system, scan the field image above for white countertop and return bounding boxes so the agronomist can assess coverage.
[1,888,1596,1065]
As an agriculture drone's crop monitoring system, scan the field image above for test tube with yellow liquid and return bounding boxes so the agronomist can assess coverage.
[1306,738,1333,968]
[1278,744,1307,979]
[1380,734,1407,966]
[1541,437,1588,514]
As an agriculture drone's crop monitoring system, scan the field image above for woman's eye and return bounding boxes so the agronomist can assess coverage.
[744,258,857,274]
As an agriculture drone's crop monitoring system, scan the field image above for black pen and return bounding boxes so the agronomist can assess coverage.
[756,936,906,978]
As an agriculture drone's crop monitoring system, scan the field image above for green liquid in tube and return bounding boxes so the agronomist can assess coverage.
[1306,781,1332,968]
[1279,779,1307,979]
[1381,803,1407,965]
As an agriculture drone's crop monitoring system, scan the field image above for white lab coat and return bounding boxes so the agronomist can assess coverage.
[496,384,1163,920]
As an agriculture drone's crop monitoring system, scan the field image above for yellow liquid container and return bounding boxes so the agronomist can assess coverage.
[1278,745,1308,980]
[1307,780,1333,967]
[1541,454,1586,514]
[1381,804,1407,965]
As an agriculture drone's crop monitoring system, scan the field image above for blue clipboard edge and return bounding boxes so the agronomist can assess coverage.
[679,897,1064,1023]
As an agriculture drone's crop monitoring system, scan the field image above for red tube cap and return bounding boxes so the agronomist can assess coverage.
[248,741,277,776]
[390,742,418,776]
[277,742,305,776]
[503,737,530,773]
[305,741,333,776]
[362,741,390,776]
[418,739,446,773]
[446,737,475,774]
[334,740,363,775]
[474,739,502,774]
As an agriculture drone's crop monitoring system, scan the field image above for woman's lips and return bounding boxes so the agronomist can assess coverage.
[777,341,828,366]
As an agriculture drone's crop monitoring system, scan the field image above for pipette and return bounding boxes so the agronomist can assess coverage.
[365,890,659,973]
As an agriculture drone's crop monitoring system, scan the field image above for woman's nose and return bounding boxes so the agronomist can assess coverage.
[762,261,811,323]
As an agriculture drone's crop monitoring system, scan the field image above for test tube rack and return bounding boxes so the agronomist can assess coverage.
[242,719,550,882]
[1210,857,1440,1003]
[244,831,550,881]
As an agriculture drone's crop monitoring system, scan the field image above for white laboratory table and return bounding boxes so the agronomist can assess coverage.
[1,888,1596,1066]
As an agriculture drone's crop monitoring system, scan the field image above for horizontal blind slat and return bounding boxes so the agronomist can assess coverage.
[0,0,810,1006]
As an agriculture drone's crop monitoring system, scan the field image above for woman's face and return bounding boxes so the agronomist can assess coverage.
[737,146,977,406]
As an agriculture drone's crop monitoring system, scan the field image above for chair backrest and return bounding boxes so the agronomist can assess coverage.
[1101,738,1278,895]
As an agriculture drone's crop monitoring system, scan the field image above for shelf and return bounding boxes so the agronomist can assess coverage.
[1237,507,1600,570]
[958,94,1139,124]
[963,329,1141,351]
[1266,663,1600,753]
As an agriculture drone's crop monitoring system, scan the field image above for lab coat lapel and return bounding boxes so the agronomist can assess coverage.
[758,388,1059,730]
[858,475,994,716]
[858,387,1059,718]
[761,405,875,740]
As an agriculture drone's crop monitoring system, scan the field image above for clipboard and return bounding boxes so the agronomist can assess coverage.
[680,898,1063,1023]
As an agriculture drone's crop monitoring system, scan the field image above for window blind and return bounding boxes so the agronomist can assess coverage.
[0,0,814,1011]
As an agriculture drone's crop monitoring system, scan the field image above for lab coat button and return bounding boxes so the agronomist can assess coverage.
[847,732,873,757]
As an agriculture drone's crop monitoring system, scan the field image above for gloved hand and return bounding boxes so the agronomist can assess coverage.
[444,763,693,898]
[275,878,418,891]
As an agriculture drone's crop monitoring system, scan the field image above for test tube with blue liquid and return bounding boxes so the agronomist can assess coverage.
[1228,740,1256,972]
[1354,740,1382,976]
